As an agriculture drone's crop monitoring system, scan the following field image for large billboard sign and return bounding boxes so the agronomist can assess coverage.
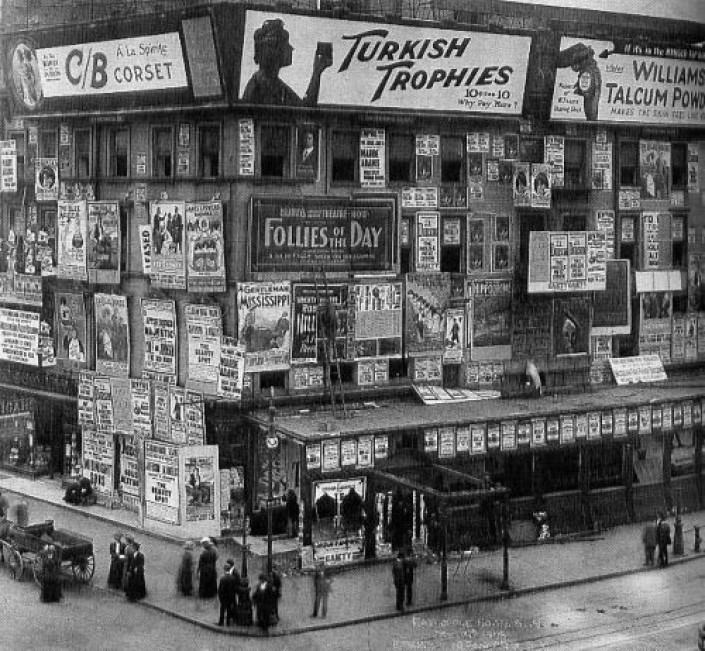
[238,10,531,114]
[551,36,705,126]
[250,197,395,273]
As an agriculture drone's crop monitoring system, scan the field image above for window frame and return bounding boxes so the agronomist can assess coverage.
[387,132,414,184]
[330,129,358,185]
[197,122,222,179]
[151,125,174,179]
[440,135,465,184]
[108,126,130,178]
[619,140,639,187]
[39,129,57,158]
[73,127,93,179]
[259,123,291,179]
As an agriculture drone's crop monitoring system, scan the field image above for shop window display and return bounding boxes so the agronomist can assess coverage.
[0,412,48,476]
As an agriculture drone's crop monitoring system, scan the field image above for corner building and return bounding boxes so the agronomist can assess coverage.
[0,0,704,561]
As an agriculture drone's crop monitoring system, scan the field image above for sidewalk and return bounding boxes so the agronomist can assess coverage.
[1,472,704,637]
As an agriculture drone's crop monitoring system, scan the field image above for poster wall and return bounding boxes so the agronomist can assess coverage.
[551,36,705,126]
[185,201,226,293]
[141,299,177,380]
[144,440,180,525]
[57,200,87,280]
[184,304,222,391]
[94,293,129,377]
[82,427,114,493]
[405,273,451,357]
[292,283,348,364]
[349,282,402,360]
[149,201,186,289]
[56,292,87,367]
[237,281,291,372]
[87,201,120,284]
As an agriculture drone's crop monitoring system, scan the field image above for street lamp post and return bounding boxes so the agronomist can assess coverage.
[440,506,448,601]
[265,387,279,576]
[241,515,249,579]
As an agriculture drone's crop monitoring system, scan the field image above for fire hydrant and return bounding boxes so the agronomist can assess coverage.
[673,511,684,556]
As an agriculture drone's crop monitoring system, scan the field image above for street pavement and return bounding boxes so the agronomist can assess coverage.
[2,472,705,638]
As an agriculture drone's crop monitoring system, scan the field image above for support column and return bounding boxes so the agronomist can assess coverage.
[663,432,673,512]
[578,444,593,531]
[695,427,703,510]
[623,442,635,522]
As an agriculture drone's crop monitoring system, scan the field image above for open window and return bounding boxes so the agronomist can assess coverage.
[152,126,173,178]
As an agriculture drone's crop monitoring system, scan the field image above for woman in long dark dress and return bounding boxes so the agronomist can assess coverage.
[125,541,146,601]
[176,541,195,596]
[197,538,218,599]
[40,545,62,603]
[107,532,125,589]
[234,576,253,626]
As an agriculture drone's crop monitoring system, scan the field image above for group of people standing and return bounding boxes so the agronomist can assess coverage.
[107,531,146,601]
[642,512,672,568]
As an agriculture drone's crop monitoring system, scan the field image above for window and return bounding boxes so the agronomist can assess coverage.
[108,128,129,177]
[441,216,461,273]
[440,136,464,183]
[618,214,637,268]
[198,124,220,177]
[260,125,289,178]
[519,137,543,163]
[561,211,586,231]
[39,130,57,158]
[152,127,173,178]
[331,131,357,183]
[388,133,414,183]
[467,213,511,273]
[74,128,91,178]
[7,132,25,180]
[672,213,686,268]
[671,143,687,188]
[619,141,639,186]
[564,139,586,187]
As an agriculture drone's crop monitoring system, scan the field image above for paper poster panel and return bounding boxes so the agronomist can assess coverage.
[238,11,530,114]
[554,297,590,357]
[94,293,129,377]
[87,201,120,284]
[292,284,348,364]
[81,428,114,493]
[443,307,464,364]
[184,304,222,388]
[294,124,320,181]
[144,440,180,524]
[469,279,511,360]
[218,336,245,401]
[141,299,177,378]
[416,212,440,271]
[551,36,705,126]
[360,128,385,188]
[237,281,291,372]
[119,435,140,497]
[169,385,187,445]
[149,201,186,289]
[35,158,58,201]
[152,382,171,442]
[130,378,152,438]
[185,201,226,293]
[57,200,87,280]
[78,371,95,426]
[0,140,17,193]
[350,282,402,360]
[56,292,87,367]
[531,163,552,208]
[640,141,671,199]
[405,272,451,357]
[0,308,39,366]
[238,118,255,176]
[138,224,152,274]
[357,436,373,468]
[513,162,530,207]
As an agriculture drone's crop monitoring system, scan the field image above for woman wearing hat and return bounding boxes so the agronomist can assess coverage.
[197,537,218,599]
[107,532,126,589]
[234,575,253,626]
[125,541,146,601]
[176,541,195,596]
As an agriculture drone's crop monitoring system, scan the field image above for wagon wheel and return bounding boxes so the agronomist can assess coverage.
[72,554,95,583]
[7,547,23,580]
[33,554,46,586]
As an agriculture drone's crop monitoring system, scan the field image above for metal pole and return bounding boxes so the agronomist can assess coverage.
[267,389,275,575]
[501,501,510,590]
[241,515,249,579]
[440,509,448,601]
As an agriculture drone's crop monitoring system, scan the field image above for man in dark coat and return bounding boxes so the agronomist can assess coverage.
[217,561,239,626]
[402,550,418,607]
[234,576,253,626]
[176,541,195,596]
[642,518,658,566]
[392,552,405,612]
[107,532,125,589]
[341,487,364,533]
[198,537,218,598]
[657,512,671,567]
[125,541,146,601]
[122,535,135,592]
[252,573,276,633]
[39,544,62,603]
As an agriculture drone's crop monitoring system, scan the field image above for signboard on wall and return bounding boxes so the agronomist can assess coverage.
[182,446,219,523]
[0,308,39,366]
[415,212,440,271]
[144,440,180,525]
[238,11,531,115]
[249,197,395,273]
[551,36,705,127]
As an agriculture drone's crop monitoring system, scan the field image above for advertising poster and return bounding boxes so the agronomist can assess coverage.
[443,218,461,246]
[0,308,39,366]
[0,140,17,193]
[145,440,180,525]
[149,201,186,290]
[341,439,357,466]
[640,141,671,199]
[94,293,129,377]
[238,118,255,176]
[237,281,291,372]
[218,336,245,402]
[78,371,95,426]
[405,273,450,357]
[185,390,206,446]
[185,201,226,293]
[306,443,322,470]
[470,425,486,454]
[250,197,395,273]
[467,217,485,271]
[359,128,385,188]
[238,11,530,114]
[412,355,443,383]
[591,138,613,190]
[110,376,132,433]
[81,428,114,493]
[57,200,87,280]
[152,382,171,442]
[130,378,152,438]
[530,163,552,208]
[141,299,177,379]
[595,210,615,259]
[456,426,470,453]
[439,427,455,458]
[551,36,705,126]
[294,124,320,181]
[374,435,388,459]
[292,283,348,364]
[169,385,187,445]
[349,282,402,360]
[468,278,512,360]
[642,212,672,269]
[357,436,373,468]
[322,439,340,472]
[184,304,222,389]
[513,162,531,207]
[639,292,672,360]
[443,307,464,364]
[415,212,440,271]
[119,435,140,498]
[688,143,699,193]
[424,428,438,453]
[138,223,152,275]
[182,446,219,522]
[94,375,114,434]
[554,297,590,356]
[35,158,58,201]
[402,186,438,209]
[56,292,86,367]
[87,201,120,284]
[544,135,565,187]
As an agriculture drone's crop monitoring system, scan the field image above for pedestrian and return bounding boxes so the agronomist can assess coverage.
[217,561,238,626]
[122,534,135,592]
[234,576,253,626]
[311,562,331,618]
[107,532,125,589]
[270,566,282,622]
[176,541,195,596]
[252,573,275,633]
[39,544,62,603]
[657,512,671,568]
[392,551,405,612]
[125,541,146,601]
[285,489,300,538]
[403,549,417,606]
[197,537,218,599]
[0,490,8,517]
[642,518,657,567]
